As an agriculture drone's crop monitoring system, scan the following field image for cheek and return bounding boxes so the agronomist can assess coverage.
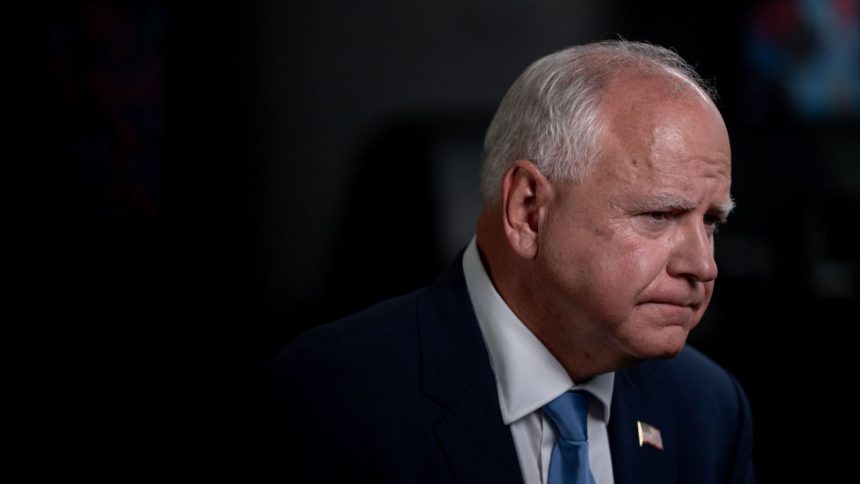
[541,220,593,281]
[540,217,667,314]
[582,247,662,324]
[611,241,669,295]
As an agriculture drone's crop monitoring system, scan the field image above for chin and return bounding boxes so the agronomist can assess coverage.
[651,342,686,359]
[625,327,690,360]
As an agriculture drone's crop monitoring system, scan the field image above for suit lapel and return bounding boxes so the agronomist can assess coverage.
[609,368,676,484]
[417,255,523,484]
[434,365,524,484]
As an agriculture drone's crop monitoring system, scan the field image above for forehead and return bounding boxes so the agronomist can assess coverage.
[582,73,732,206]
[598,73,729,162]
[603,73,726,141]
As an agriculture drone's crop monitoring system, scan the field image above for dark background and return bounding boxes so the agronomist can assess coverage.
[26,0,858,480]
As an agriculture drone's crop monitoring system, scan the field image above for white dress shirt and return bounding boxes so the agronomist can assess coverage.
[462,237,616,484]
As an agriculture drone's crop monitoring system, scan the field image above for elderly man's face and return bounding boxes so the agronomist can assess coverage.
[536,74,732,364]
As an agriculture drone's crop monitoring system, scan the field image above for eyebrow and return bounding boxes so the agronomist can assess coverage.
[628,193,736,221]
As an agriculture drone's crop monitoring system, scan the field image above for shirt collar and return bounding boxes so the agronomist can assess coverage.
[462,237,614,425]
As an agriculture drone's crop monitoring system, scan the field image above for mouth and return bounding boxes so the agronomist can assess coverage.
[635,300,699,326]
[639,297,702,310]
[638,301,694,310]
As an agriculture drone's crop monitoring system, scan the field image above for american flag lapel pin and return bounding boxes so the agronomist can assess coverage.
[636,420,664,450]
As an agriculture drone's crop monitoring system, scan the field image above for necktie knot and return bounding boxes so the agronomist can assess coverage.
[544,390,589,442]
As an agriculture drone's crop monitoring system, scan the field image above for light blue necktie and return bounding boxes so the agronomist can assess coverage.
[544,390,596,484]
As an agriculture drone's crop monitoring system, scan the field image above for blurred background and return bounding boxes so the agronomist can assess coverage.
[26,0,858,480]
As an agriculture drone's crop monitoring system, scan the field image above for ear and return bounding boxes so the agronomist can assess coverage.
[501,160,555,259]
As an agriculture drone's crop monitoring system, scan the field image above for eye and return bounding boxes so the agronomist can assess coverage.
[634,212,673,231]
[704,215,722,234]
[644,212,670,222]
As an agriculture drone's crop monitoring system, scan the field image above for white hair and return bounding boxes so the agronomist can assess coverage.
[480,40,715,202]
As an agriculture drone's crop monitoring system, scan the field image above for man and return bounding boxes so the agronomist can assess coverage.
[264,40,754,484]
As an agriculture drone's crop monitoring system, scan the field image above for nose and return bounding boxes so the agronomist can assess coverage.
[667,220,718,283]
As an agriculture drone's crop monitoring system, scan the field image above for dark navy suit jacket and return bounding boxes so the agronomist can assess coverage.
[264,254,755,483]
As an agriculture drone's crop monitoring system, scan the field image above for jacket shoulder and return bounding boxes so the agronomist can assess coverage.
[618,346,755,483]
[642,346,740,398]
[258,290,432,482]
[266,288,424,390]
